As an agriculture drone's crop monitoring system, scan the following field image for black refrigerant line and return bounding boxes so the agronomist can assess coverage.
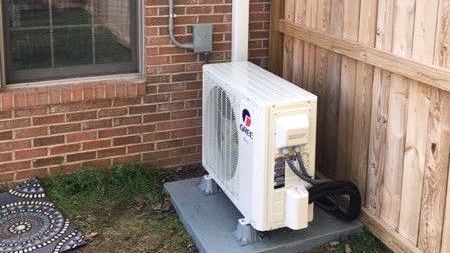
[284,149,362,221]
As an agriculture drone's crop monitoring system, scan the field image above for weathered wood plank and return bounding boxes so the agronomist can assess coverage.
[282,0,295,81]
[278,20,450,92]
[313,0,331,179]
[438,1,450,251]
[360,209,423,253]
[380,0,416,229]
[418,90,450,253]
[321,0,343,178]
[302,0,318,93]
[366,0,394,216]
[398,0,438,244]
[291,1,306,85]
[418,0,450,251]
[268,0,284,76]
[336,0,360,181]
[349,0,377,201]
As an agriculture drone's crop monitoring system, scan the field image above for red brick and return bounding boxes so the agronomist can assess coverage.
[15,106,47,117]
[15,148,48,160]
[0,161,30,173]
[33,156,64,167]
[0,140,31,152]
[15,168,48,181]
[127,124,156,134]
[0,118,31,130]
[98,128,127,138]
[33,114,65,125]
[50,123,81,134]
[142,150,170,162]
[49,144,80,155]
[112,154,141,165]
[113,116,142,126]
[67,152,96,162]
[128,143,155,154]
[143,113,171,122]
[129,105,157,114]
[98,147,126,158]
[0,152,12,162]
[67,131,97,143]
[98,108,128,118]
[0,173,14,184]
[82,119,112,130]
[15,126,48,139]
[0,131,13,141]
[113,135,141,146]
[83,140,111,151]
[156,139,183,150]
[67,111,97,122]
[34,136,65,147]
[82,158,112,168]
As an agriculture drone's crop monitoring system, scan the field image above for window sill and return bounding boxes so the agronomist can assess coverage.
[0,73,147,110]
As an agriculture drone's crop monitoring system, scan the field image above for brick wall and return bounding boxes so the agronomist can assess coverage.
[0,0,270,183]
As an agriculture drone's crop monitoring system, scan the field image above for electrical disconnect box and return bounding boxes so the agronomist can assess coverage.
[193,23,213,53]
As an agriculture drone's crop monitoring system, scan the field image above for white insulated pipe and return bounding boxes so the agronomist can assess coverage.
[232,0,250,62]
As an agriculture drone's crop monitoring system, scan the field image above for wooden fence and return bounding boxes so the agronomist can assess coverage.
[269,0,450,252]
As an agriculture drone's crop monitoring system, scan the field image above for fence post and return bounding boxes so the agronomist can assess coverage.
[268,0,284,75]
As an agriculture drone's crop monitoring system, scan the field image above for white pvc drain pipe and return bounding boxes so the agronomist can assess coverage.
[232,0,250,62]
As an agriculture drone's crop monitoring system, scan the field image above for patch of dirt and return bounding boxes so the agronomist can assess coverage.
[71,165,204,253]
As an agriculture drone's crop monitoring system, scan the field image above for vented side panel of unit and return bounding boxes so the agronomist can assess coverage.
[204,80,239,197]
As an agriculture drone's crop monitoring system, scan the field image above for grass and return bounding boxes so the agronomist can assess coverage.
[1,164,390,252]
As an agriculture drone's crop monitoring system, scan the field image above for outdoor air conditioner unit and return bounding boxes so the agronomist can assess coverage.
[202,62,318,231]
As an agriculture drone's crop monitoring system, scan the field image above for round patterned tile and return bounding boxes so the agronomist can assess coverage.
[0,201,69,253]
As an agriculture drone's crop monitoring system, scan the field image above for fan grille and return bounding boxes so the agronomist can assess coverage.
[208,86,239,196]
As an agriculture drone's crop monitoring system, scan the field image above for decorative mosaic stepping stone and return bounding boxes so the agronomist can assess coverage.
[0,178,86,253]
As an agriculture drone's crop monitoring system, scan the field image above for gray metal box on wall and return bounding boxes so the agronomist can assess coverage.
[193,23,213,53]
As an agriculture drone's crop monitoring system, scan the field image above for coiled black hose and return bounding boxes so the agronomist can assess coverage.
[284,150,362,221]
[308,180,361,221]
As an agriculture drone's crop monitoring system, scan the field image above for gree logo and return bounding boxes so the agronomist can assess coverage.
[242,109,252,127]
[240,109,253,139]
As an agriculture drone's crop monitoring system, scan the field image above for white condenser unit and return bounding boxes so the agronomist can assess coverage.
[202,62,318,231]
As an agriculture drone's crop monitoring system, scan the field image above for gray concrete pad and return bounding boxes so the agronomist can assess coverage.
[164,178,363,253]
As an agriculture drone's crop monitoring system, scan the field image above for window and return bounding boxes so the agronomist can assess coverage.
[2,0,140,84]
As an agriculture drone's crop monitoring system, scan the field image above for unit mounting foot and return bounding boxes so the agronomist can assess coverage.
[198,175,218,195]
[233,218,260,246]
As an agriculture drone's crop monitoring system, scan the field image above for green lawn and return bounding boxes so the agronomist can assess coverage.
[11,8,131,70]
[1,164,389,253]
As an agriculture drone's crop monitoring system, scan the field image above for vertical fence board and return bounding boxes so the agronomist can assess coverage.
[417,0,450,250]
[398,0,438,244]
[379,0,415,229]
[268,0,284,76]
[438,1,450,251]
[321,0,343,177]
[366,0,395,216]
[418,90,450,253]
[313,0,331,178]
[291,1,306,85]
[336,0,360,181]
[350,0,377,202]
[282,0,295,80]
[302,0,318,92]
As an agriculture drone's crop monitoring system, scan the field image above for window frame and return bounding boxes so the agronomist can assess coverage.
[0,0,142,86]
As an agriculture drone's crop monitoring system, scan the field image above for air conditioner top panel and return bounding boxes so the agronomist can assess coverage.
[203,62,317,105]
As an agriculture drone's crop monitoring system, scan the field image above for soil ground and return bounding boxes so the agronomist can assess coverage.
[1,164,390,253]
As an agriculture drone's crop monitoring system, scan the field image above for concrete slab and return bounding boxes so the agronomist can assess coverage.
[164,178,363,253]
